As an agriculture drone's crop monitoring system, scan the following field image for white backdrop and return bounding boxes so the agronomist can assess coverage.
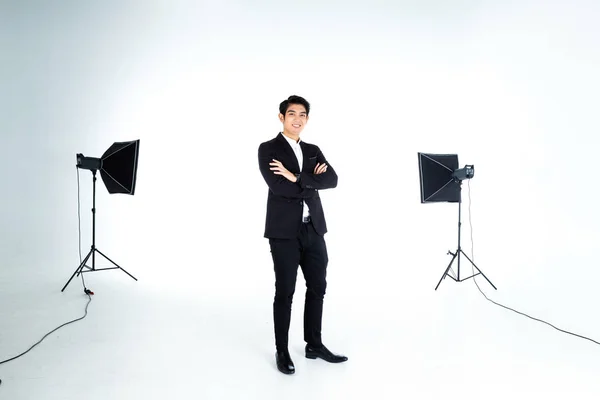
[1,0,600,398]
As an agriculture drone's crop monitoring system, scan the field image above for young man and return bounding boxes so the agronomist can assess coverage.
[257,95,348,375]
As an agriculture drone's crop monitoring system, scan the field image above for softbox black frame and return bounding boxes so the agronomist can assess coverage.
[418,152,460,203]
[99,140,140,195]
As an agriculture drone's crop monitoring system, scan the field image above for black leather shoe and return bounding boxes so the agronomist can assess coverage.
[305,344,348,363]
[276,350,295,374]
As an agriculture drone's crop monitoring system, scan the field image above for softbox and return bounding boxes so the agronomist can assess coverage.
[418,152,460,203]
[99,140,140,195]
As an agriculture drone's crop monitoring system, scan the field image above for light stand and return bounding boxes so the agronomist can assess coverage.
[417,152,496,291]
[61,170,137,292]
[434,180,496,290]
[61,139,140,292]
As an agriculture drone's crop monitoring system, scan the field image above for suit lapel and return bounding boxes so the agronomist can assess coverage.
[299,141,311,173]
[276,132,300,172]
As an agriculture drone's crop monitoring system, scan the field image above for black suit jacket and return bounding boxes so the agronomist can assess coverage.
[258,132,338,239]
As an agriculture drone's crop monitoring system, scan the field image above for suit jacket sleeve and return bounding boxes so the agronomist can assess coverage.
[258,143,318,199]
[298,147,338,190]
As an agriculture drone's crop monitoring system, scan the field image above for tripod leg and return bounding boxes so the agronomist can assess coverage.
[76,250,94,277]
[61,249,93,292]
[96,249,138,281]
[460,250,497,290]
[435,252,457,290]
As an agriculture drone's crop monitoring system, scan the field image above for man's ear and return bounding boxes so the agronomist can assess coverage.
[278,113,285,123]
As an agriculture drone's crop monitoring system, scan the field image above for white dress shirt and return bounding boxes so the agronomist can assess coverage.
[282,133,310,220]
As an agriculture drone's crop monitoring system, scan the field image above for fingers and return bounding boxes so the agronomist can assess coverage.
[314,162,328,174]
[270,159,282,171]
[316,163,327,174]
[270,159,287,175]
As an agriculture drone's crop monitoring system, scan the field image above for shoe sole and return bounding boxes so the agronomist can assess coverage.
[305,353,348,363]
[277,367,295,375]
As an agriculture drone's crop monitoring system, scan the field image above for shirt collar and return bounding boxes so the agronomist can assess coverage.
[281,132,301,148]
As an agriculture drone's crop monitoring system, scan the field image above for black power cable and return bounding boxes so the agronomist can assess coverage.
[0,295,92,367]
[0,167,94,386]
[466,180,600,346]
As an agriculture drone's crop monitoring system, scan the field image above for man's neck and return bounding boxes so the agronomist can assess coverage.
[282,130,300,143]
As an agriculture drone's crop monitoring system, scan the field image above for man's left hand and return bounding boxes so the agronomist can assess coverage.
[270,159,296,182]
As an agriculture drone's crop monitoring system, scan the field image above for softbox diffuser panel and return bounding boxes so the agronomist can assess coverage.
[100,140,140,195]
[418,152,460,203]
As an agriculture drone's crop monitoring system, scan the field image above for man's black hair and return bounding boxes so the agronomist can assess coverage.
[279,95,310,116]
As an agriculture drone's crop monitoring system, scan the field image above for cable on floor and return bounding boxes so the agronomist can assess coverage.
[0,167,94,386]
[466,179,600,346]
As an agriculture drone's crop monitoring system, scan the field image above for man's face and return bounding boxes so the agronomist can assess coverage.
[279,103,308,136]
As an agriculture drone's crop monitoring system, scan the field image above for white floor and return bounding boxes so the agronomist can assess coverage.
[2,241,600,400]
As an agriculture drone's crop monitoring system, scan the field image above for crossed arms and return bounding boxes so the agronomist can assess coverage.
[258,143,338,199]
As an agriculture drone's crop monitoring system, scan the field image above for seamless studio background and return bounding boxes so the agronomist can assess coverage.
[1,0,600,399]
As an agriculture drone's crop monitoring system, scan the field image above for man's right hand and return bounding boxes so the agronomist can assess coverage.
[314,163,327,175]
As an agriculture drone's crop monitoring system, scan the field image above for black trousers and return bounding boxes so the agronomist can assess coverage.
[269,220,328,351]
